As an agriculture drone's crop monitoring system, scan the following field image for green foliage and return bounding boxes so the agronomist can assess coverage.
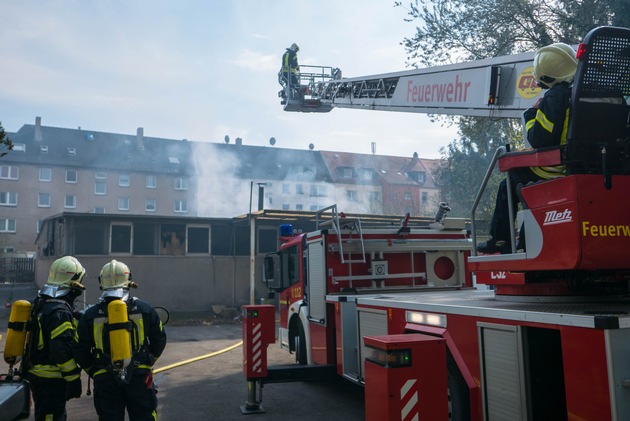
[0,122,14,157]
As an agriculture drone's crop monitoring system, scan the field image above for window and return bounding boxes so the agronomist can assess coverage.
[93,207,105,214]
[110,224,131,253]
[118,197,130,211]
[95,171,107,179]
[422,192,428,207]
[295,204,303,211]
[64,195,76,209]
[146,175,157,189]
[67,148,76,157]
[145,199,156,212]
[38,193,50,207]
[296,184,304,195]
[339,166,353,178]
[0,192,17,206]
[282,183,290,194]
[357,168,373,180]
[174,177,188,190]
[187,226,210,254]
[174,200,188,213]
[309,184,327,197]
[310,205,319,211]
[404,191,412,200]
[119,174,130,187]
[65,170,77,183]
[347,190,358,201]
[408,171,426,183]
[39,168,52,182]
[168,157,180,165]
[95,181,107,195]
[13,143,26,152]
[161,224,185,255]
[369,191,380,202]
[0,165,18,180]
[282,203,290,210]
[39,145,48,154]
[0,219,16,233]
[37,220,43,234]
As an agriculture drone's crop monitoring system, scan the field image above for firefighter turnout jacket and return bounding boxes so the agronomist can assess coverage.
[74,297,166,379]
[26,297,82,383]
[522,81,572,179]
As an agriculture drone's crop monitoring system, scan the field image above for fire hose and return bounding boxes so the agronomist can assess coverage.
[153,341,243,374]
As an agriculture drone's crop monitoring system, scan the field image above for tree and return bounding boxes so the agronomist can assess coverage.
[396,0,630,222]
[0,122,14,157]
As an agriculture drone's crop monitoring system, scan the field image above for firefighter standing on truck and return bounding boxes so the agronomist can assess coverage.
[24,255,86,421]
[74,260,167,421]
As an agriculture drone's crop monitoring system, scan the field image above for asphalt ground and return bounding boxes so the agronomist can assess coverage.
[0,287,365,421]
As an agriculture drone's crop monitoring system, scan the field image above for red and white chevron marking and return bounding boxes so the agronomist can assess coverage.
[251,322,263,373]
[400,378,419,421]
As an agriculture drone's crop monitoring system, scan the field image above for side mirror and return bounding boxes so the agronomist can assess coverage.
[264,255,275,281]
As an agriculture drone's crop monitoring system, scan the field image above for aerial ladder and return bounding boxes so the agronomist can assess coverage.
[279,50,541,118]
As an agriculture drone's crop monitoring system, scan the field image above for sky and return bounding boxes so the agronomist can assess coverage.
[1,0,459,159]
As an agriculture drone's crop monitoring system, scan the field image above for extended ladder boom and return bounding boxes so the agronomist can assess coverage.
[282,51,542,118]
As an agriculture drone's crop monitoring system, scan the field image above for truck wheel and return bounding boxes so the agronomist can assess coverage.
[295,322,308,365]
[447,355,470,421]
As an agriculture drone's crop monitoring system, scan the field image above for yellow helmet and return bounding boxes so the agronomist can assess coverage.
[533,43,578,88]
[47,256,86,286]
[99,260,133,290]
[290,43,299,52]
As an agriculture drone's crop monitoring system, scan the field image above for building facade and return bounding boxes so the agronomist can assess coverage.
[1,117,442,254]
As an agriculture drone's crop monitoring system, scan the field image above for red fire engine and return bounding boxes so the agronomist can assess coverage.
[244,26,630,420]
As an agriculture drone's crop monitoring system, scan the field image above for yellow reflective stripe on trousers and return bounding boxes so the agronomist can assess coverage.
[50,321,73,340]
[45,414,53,421]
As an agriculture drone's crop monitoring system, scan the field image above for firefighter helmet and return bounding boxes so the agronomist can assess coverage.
[99,260,134,290]
[533,43,578,89]
[290,43,299,52]
[47,256,86,286]
[41,256,86,298]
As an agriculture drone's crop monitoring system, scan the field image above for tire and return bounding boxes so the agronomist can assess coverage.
[295,322,308,365]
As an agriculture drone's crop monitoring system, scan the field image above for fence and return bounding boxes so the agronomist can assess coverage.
[0,257,36,284]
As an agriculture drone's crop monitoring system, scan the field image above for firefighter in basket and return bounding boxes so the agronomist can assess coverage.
[279,42,300,102]
[477,42,577,254]
[21,255,86,421]
[74,260,167,421]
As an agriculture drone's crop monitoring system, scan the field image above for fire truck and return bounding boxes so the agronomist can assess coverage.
[249,26,630,420]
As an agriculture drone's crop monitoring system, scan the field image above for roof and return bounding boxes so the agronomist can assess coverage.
[8,124,194,175]
[320,150,439,188]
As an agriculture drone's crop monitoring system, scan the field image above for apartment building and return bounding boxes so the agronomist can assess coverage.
[1,117,442,254]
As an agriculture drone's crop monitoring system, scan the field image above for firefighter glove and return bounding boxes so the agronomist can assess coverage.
[66,378,82,401]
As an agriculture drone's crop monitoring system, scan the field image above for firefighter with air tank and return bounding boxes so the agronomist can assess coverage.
[4,256,86,421]
[74,259,167,421]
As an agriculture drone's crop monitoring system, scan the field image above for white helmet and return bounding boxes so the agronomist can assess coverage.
[290,43,299,52]
[533,43,578,88]
[99,260,134,290]
[41,256,86,298]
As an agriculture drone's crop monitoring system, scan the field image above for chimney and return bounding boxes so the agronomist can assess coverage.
[235,137,242,147]
[371,142,376,155]
[34,116,42,142]
[136,127,145,150]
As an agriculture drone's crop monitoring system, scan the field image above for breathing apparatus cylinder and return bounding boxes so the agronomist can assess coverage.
[4,300,32,365]
[107,300,132,364]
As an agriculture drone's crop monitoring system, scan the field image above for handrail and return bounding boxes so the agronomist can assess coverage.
[470,146,507,256]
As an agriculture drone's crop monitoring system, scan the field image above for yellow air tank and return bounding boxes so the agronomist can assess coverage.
[108,300,132,363]
[4,300,32,365]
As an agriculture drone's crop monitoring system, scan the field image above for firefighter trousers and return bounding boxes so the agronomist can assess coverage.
[29,377,68,421]
[93,372,157,421]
